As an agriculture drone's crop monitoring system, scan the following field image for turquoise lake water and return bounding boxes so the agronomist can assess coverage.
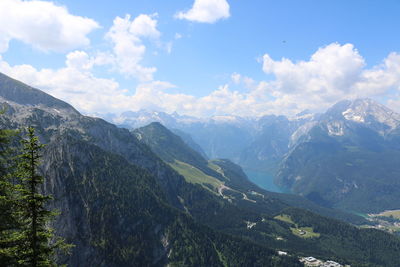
[244,169,284,193]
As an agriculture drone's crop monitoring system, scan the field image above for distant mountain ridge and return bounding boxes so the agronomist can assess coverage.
[113,98,400,214]
[111,108,314,171]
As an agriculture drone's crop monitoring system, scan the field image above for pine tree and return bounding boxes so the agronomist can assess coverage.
[15,127,68,266]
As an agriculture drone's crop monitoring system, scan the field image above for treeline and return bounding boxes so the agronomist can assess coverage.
[0,126,69,266]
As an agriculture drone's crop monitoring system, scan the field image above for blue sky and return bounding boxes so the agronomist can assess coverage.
[0,0,400,117]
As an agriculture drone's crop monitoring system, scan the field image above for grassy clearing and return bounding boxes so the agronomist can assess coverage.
[170,160,222,191]
[274,214,295,225]
[378,210,400,219]
[275,214,320,239]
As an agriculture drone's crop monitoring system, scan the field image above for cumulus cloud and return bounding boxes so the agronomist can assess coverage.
[230,72,255,90]
[0,11,174,114]
[263,43,365,95]
[105,14,160,81]
[0,52,125,113]
[1,43,400,118]
[353,52,400,95]
[0,0,99,53]
[231,73,241,84]
[129,14,161,39]
[175,0,230,23]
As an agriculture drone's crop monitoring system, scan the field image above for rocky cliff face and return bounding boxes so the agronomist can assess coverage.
[42,136,173,266]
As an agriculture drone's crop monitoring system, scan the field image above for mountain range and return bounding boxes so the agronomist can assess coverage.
[109,108,314,172]
[112,96,400,214]
[2,72,400,266]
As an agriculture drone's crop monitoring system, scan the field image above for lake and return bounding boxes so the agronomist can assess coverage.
[244,169,284,193]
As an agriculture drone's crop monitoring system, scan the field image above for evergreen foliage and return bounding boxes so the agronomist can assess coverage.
[14,127,68,266]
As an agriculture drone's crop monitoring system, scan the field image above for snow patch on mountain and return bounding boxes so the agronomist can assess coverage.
[341,99,400,130]
[327,121,345,136]
[211,115,239,122]
[342,109,365,123]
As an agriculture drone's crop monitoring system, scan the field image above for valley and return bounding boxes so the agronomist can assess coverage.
[118,98,400,215]
[2,72,400,266]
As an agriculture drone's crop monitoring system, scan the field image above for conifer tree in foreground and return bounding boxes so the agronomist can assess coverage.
[16,127,68,266]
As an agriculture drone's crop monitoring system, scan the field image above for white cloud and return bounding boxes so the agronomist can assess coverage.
[0,0,99,53]
[1,43,400,118]
[231,73,241,84]
[66,51,93,70]
[175,0,230,23]
[353,52,400,96]
[129,14,160,39]
[0,11,175,115]
[105,14,160,81]
[231,72,255,90]
[0,52,125,113]
[262,43,365,96]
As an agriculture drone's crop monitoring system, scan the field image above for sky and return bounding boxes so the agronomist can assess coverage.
[0,0,400,118]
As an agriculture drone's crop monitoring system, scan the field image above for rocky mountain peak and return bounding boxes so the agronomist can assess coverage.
[0,72,77,113]
[320,98,400,132]
[342,98,400,129]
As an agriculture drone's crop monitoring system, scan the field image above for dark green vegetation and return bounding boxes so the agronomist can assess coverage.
[2,73,400,266]
[277,99,400,213]
[282,208,400,267]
